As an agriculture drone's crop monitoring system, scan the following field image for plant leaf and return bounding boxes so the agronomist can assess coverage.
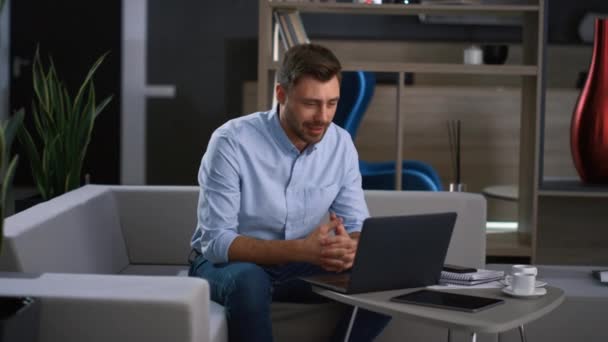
[94,95,113,119]
[32,48,46,108]
[31,102,49,146]
[5,109,25,153]
[1,155,19,208]
[72,52,109,114]
[18,128,47,200]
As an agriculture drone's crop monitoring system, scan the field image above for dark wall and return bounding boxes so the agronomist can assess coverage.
[547,0,608,44]
[10,0,121,186]
[146,0,258,184]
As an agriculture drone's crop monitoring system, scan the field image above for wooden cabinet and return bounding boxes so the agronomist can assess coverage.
[257,0,549,261]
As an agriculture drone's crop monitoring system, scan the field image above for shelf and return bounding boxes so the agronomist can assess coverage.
[268,2,539,16]
[538,179,608,198]
[260,0,547,260]
[486,231,532,257]
[268,61,537,75]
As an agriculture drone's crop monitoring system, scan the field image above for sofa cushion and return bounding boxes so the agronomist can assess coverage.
[209,301,228,342]
[1,186,129,274]
[110,186,198,265]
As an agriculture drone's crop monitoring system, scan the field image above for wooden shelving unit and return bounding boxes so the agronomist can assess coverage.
[258,0,547,260]
[487,231,533,258]
[268,2,540,16]
[266,60,538,75]
[538,179,608,197]
[535,179,608,264]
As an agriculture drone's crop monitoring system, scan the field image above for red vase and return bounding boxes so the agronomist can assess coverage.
[571,18,608,184]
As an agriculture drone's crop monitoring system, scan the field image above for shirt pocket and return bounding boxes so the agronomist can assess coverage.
[304,184,340,228]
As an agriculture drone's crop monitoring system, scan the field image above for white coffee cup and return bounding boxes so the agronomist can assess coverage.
[505,265,538,286]
[511,272,536,295]
[512,265,537,276]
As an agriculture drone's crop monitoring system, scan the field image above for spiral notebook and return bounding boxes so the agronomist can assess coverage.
[440,269,504,285]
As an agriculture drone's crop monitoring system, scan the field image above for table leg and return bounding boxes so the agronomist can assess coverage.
[447,329,452,342]
[519,325,527,342]
[470,332,477,342]
[344,306,358,342]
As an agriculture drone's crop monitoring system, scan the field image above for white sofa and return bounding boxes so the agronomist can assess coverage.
[0,185,486,342]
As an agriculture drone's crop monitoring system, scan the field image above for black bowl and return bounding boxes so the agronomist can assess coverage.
[482,45,509,65]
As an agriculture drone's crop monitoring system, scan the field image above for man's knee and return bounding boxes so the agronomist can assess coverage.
[225,262,272,304]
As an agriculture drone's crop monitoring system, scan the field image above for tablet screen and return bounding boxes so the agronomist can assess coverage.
[390,289,504,313]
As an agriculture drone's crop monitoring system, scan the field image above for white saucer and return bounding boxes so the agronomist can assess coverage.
[500,278,547,288]
[501,286,547,298]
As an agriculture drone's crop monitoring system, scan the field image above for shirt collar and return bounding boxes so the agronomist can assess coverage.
[269,106,299,155]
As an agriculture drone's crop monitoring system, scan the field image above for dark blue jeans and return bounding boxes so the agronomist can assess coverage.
[189,256,391,342]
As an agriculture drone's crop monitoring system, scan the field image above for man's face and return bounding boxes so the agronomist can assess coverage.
[277,75,340,151]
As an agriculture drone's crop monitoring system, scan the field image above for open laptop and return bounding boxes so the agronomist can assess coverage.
[300,212,457,294]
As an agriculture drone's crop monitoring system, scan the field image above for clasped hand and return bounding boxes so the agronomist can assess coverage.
[305,212,357,273]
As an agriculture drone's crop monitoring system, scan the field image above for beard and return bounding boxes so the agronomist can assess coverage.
[283,107,330,145]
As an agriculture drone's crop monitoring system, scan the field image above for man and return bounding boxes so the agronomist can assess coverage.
[189,43,390,342]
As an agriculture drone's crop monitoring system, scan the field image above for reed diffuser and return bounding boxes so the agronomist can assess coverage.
[447,120,465,192]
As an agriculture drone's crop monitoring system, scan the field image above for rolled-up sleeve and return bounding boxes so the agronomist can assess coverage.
[194,129,241,263]
[330,138,369,234]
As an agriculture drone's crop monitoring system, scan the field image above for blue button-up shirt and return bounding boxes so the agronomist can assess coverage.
[190,108,369,263]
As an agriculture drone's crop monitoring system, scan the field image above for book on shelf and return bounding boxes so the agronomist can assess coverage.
[274,10,309,50]
[441,268,504,282]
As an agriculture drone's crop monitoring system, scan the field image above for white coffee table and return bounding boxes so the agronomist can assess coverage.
[313,286,564,342]
[487,264,608,342]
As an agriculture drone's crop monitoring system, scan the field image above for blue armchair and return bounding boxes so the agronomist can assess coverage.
[334,71,442,191]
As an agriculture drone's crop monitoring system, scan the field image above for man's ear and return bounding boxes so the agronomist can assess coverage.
[276,84,287,105]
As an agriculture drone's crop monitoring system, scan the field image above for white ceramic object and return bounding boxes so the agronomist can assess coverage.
[512,265,538,276]
[511,272,536,295]
[463,45,483,65]
[502,286,547,298]
[500,278,547,288]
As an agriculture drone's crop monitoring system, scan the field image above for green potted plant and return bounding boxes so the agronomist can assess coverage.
[19,48,112,203]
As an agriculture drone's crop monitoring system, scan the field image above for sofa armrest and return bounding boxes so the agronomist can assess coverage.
[0,273,210,342]
[1,185,129,273]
